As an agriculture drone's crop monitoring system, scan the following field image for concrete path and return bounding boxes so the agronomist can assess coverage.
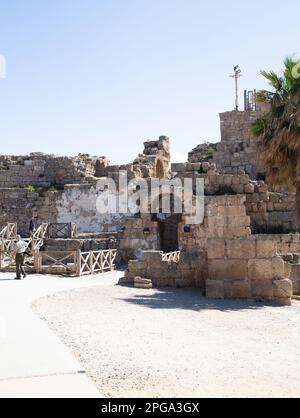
[0,271,121,397]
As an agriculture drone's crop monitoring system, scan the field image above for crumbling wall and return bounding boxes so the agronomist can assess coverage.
[0,188,58,236]
[188,142,219,163]
[187,111,265,180]
[0,183,130,236]
[172,161,296,233]
[0,153,99,188]
[133,136,171,178]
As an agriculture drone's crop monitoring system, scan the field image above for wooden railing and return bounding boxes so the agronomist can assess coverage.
[48,223,78,239]
[32,223,49,251]
[0,223,17,239]
[161,251,181,263]
[78,249,117,276]
[35,249,117,276]
[0,222,114,276]
[71,223,77,238]
[36,251,78,275]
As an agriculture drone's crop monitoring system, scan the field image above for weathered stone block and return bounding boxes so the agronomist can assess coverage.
[251,280,274,299]
[274,297,292,306]
[218,205,246,217]
[226,239,255,259]
[248,257,284,281]
[206,280,225,299]
[273,278,293,299]
[231,279,252,299]
[284,262,292,280]
[255,238,277,258]
[207,239,225,259]
[227,216,251,228]
[134,277,152,285]
[142,251,163,263]
[244,184,255,194]
[224,227,251,238]
[208,259,247,280]
[135,283,153,289]
[118,276,133,285]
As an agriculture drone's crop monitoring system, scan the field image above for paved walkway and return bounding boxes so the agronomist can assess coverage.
[0,271,121,397]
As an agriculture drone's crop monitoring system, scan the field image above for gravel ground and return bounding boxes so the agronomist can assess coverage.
[33,277,300,398]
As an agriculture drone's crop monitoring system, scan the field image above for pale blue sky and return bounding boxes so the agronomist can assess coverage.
[0,0,299,163]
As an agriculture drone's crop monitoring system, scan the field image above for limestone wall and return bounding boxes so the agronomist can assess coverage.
[55,184,128,234]
[0,188,58,236]
[206,236,292,305]
[126,250,207,289]
[172,162,296,233]
[202,196,292,305]
[187,111,265,180]
[0,184,130,236]
[215,111,264,178]
[0,153,98,188]
[119,215,160,261]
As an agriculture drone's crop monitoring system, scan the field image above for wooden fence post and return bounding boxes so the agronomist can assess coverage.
[109,250,113,271]
[89,251,93,275]
[34,250,40,273]
[76,250,81,277]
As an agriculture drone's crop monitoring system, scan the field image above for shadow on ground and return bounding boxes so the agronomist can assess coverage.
[119,286,279,312]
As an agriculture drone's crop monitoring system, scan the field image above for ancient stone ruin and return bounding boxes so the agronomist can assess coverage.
[0,103,299,305]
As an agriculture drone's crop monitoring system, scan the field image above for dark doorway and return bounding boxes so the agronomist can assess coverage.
[157,213,182,252]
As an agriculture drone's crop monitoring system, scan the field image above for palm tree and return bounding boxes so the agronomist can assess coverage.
[251,57,300,221]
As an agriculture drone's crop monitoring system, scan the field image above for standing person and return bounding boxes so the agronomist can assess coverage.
[29,217,37,236]
[13,235,27,280]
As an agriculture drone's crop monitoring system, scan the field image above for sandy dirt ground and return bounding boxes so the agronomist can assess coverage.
[33,277,300,398]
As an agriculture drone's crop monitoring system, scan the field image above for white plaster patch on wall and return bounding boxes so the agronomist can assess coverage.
[55,187,129,233]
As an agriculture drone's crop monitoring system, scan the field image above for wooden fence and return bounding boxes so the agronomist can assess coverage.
[78,249,117,276]
[0,223,17,240]
[0,222,116,276]
[47,223,77,239]
[161,251,181,263]
[36,249,117,276]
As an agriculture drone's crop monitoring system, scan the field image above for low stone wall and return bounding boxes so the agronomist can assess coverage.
[126,250,207,289]
[206,236,292,305]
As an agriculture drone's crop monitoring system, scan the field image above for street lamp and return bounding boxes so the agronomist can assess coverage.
[230,65,242,111]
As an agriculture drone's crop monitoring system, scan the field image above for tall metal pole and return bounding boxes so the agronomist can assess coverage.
[230,66,242,111]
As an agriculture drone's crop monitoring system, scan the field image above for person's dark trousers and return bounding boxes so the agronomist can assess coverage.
[15,253,26,279]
